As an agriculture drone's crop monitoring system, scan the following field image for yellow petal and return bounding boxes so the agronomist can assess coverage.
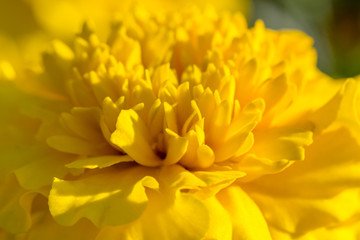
[269,215,360,240]
[60,107,103,142]
[158,165,207,191]
[0,175,36,234]
[214,121,257,162]
[257,74,291,114]
[243,127,360,235]
[49,166,159,227]
[237,127,313,180]
[177,82,192,127]
[151,64,178,97]
[158,165,245,198]
[0,83,42,181]
[271,73,342,127]
[203,197,232,240]
[246,188,360,235]
[0,144,35,182]
[197,88,217,130]
[47,135,116,156]
[101,97,120,133]
[217,186,272,240]
[27,195,99,240]
[14,147,73,190]
[246,127,360,197]
[49,40,74,69]
[164,102,179,134]
[194,170,246,187]
[109,28,142,70]
[0,61,15,81]
[196,144,215,168]
[96,192,210,240]
[65,155,133,169]
[306,215,360,240]
[213,98,264,162]
[310,79,358,134]
[110,109,162,167]
[86,71,117,106]
[162,132,189,165]
[194,170,246,198]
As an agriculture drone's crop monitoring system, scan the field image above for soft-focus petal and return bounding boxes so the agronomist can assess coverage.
[1,3,359,239]
[243,125,360,234]
[65,155,133,169]
[14,146,75,191]
[0,175,36,234]
[269,214,360,240]
[23,195,99,240]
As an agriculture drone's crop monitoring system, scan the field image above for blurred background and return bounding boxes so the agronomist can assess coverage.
[250,0,360,78]
[0,0,359,79]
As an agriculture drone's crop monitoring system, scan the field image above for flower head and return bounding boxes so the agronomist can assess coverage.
[1,6,360,240]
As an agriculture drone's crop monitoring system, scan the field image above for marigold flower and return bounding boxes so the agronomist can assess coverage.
[1,6,360,240]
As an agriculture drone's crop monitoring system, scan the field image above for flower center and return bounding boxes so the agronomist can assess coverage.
[43,7,314,176]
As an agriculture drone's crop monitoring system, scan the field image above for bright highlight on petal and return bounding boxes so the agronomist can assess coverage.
[111,109,163,167]
[49,167,159,227]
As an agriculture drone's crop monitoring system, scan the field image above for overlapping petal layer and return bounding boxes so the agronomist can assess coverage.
[1,5,360,240]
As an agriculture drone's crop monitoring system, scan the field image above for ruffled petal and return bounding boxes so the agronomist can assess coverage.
[193,170,246,198]
[27,213,99,240]
[236,127,313,180]
[49,166,159,227]
[243,126,360,234]
[0,175,36,234]
[14,146,74,190]
[247,188,360,235]
[269,214,360,240]
[24,195,99,240]
[96,192,210,240]
[247,127,360,196]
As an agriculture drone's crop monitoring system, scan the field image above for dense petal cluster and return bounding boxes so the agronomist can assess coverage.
[1,6,360,240]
